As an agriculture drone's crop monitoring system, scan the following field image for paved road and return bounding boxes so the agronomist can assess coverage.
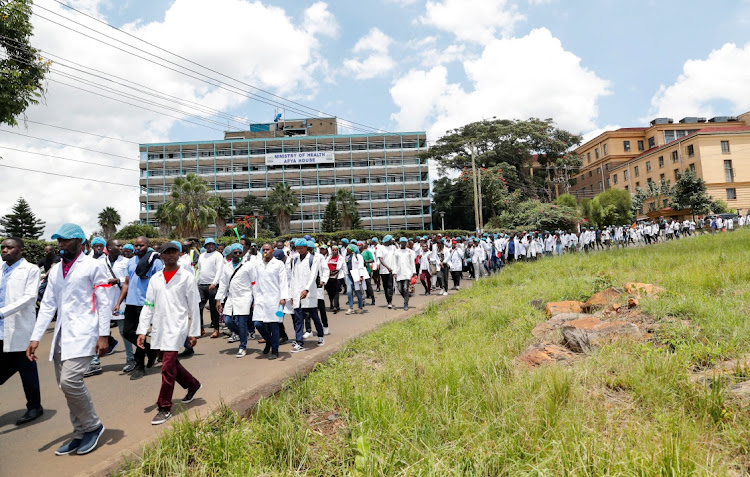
[0,284,465,477]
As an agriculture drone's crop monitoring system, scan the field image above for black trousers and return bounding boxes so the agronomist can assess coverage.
[123,305,154,370]
[325,278,341,311]
[451,270,462,287]
[380,273,394,304]
[364,277,375,303]
[198,284,220,330]
[0,341,41,410]
[306,298,329,331]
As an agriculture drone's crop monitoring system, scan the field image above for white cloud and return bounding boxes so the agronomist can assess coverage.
[421,0,525,44]
[344,28,396,79]
[0,0,336,238]
[649,42,750,119]
[390,28,611,140]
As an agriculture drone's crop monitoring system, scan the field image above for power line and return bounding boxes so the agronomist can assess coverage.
[20,119,140,145]
[0,145,138,171]
[0,129,137,160]
[34,3,387,135]
[0,163,138,188]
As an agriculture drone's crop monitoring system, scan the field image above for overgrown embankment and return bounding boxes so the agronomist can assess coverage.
[117,231,750,476]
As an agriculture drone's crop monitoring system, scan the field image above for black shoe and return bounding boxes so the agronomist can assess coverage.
[16,406,43,425]
[146,351,157,368]
[181,384,202,404]
[179,347,194,357]
[279,337,289,345]
[269,353,278,360]
[263,343,271,355]
[130,368,145,380]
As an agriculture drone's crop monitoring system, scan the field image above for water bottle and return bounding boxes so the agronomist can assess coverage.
[275,305,284,318]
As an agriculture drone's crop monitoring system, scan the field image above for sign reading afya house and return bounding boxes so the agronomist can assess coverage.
[264,151,335,166]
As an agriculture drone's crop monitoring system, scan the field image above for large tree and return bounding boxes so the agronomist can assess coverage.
[588,189,633,228]
[335,188,360,230]
[160,173,217,238]
[671,169,713,217]
[321,196,341,233]
[234,195,278,235]
[208,196,232,235]
[155,203,175,237]
[0,196,44,238]
[0,0,49,126]
[97,206,121,240]
[268,182,298,235]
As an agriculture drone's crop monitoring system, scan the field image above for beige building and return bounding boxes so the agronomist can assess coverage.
[570,112,750,216]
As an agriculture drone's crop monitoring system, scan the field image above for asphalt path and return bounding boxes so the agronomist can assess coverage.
[0,282,468,477]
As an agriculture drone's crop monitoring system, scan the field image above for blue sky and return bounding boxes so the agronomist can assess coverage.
[3,0,750,236]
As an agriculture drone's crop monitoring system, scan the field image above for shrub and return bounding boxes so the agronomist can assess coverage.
[114,224,160,240]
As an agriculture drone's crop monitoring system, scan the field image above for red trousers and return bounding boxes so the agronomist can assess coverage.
[157,351,200,411]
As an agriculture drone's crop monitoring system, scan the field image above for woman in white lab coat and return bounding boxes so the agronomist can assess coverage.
[251,244,289,358]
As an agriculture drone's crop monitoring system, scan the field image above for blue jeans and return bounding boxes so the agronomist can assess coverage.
[293,308,323,345]
[224,315,251,350]
[254,321,279,354]
[118,320,134,364]
[345,275,364,310]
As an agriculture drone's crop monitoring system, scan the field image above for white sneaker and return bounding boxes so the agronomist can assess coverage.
[387,304,393,309]
[291,342,306,353]
[323,327,330,335]
[303,331,312,339]
[236,348,246,358]
[227,333,238,343]
[456,286,460,290]
[345,308,354,315]
[442,291,448,296]
[318,337,325,346]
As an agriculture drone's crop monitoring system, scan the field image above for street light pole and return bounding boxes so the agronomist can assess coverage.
[252,209,259,239]
[470,143,480,235]
[439,211,445,231]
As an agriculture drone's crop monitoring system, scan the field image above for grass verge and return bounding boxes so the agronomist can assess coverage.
[116,230,750,476]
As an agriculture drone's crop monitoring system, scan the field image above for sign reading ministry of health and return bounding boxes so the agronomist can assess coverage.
[264,151,335,166]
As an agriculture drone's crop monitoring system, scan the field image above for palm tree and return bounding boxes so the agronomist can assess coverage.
[335,188,360,230]
[98,207,121,240]
[208,196,232,235]
[161,173,217,237]
[268,182,298,235]
[155,203,176,237]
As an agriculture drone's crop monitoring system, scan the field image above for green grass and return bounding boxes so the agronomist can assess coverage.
[117,231,750,476]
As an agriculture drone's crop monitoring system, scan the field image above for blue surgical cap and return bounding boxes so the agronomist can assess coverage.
[205,238,216,245]
[383,235,393,242]
[371,237,379,243]
[399,237,408,243]
[170,240,183,252]
[123,244,135,251]
[341,238,349,244]
[51,223,86,240]
[306,240,316,248]
[91,237,106,246]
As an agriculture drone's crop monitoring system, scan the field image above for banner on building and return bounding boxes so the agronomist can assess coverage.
[264,151,335,166]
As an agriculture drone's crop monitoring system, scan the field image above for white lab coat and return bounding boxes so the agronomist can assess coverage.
[101,254,128,320]
[393,248,416,281]
[376,245,397,274]
[137,268,200,351]
[1,259,40,352]
[32,254,111,361]
[317,255,330,296]
[253,258,290,323]
[288,252,320,309]
[216,260,255,316]
[178,254,195,275]
[446,248,464,272]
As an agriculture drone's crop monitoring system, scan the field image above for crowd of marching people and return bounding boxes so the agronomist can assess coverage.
[0,214,744,454]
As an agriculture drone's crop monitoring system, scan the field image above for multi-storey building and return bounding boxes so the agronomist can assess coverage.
[139,118,431,234]
[570,111,750,216]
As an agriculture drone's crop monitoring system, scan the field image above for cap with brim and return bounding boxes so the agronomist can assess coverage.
[205,238,216,245]
[160,241,180,253]
[51,223,86,240]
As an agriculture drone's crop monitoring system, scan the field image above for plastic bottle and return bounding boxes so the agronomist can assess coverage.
[275,305,284,318]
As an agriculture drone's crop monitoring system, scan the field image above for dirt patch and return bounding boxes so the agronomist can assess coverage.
[307,409,346,438]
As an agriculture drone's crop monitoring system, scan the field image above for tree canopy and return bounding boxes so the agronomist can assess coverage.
[98,206,121,240]
[0,196,44,238]
[268,182,298,235]
[671,170,713,216]
[321,196,341,233]
[0,0,49,126]
[159,173,217,238]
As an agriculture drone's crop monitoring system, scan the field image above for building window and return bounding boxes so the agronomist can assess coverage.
[603,144,608,155]
[721,140,730,153]
[660,173,665,181]
[634,165,640,177]
[671,150,678,163]
[595,148,599,159]
[613,174,618,184]
[589,171,593,177]
[647,178,653,185]
[658,156,664,168]
[674,169,680,180]
[606,178,611,187]
[724,160,734,182]
[587,152,591,163]
[598,181,603,190]
[581,174,585,182]
[605,163,609,171]
[636,181,640,188]
[648,137,655,149]
[637,140,644,151]
[623,141,630,152]
[625,185,629,191]
[689,163,695,172]
[596,167,601,174]
[646,161,651,172]
[663,199,669,208]
[686,144,694,157]
[624,170,629,180]
[727,188,737,200]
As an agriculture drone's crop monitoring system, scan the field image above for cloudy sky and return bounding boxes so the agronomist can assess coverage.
[2,0,750,238]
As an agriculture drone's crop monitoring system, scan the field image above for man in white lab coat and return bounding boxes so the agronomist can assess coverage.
[376,235,397,308]
[0,237,43,425]
[289,239,324,352]
[28,223,110,456]
[253,243,290,360]
[393,237,416,311]
[216,244,255,358]
[136,241,202,425]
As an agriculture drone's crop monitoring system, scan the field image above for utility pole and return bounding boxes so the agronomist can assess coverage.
[477,164,484,231]
[439,211,445,231]
[470,143,480,235]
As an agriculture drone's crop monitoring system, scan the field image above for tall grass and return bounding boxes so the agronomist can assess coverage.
[117,230,750,476]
